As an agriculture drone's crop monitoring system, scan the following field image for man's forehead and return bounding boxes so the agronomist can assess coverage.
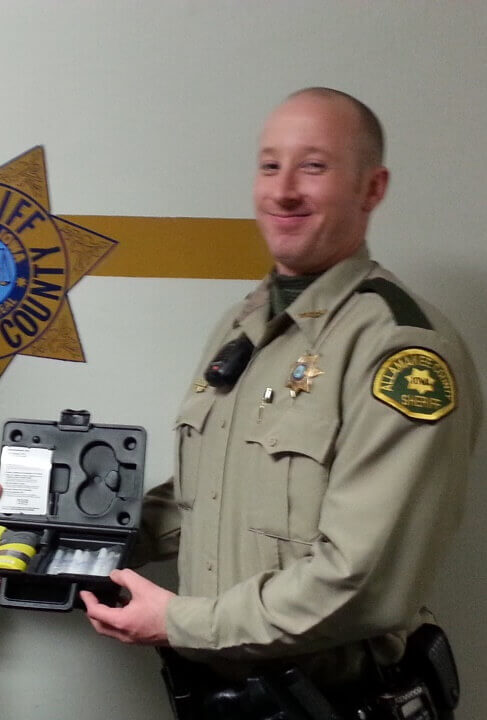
[258,95,360,151]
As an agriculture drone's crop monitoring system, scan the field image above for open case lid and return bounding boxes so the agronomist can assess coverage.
[0,409,146,531]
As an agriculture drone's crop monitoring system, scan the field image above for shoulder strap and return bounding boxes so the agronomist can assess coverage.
[358,277,433,330]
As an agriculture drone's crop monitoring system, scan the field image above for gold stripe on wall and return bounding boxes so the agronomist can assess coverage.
[62,216,271,280]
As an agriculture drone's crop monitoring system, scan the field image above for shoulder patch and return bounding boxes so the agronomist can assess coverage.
[372,348,456,421]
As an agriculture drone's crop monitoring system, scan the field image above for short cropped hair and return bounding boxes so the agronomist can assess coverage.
[287,87,385,167]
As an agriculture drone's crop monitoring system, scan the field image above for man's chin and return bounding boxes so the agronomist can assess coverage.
[274,254,315,277]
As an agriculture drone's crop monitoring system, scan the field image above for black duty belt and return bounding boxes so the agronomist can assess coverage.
[158,624,459,720]
[160,655,344,720]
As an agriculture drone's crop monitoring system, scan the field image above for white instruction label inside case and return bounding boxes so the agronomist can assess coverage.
[0,446,52,515]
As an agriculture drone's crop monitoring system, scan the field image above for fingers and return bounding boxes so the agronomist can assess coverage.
[84,600,126,627]
[109,568,156,602]
[85,614,133,643]
[109,567,142,590]
[109,568,133,585]
[80,572,172,645]
[80,589,130,640]
[79,590,99,612]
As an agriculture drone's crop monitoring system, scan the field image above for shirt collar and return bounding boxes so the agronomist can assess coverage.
[287,245,375,345]
[235,245,376,347]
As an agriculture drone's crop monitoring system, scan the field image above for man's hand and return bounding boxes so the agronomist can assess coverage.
[80,568,175,645]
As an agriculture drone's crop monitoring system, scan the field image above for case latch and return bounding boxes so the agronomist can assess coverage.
[59,409,91,431]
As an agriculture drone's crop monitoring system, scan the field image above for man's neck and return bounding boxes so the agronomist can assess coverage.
[269,269,323,317]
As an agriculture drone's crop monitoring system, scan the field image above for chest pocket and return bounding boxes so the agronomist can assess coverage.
[245,407,338,544]
[173,392,215,509]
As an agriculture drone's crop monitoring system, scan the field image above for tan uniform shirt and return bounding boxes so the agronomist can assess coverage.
[137,246,481,682]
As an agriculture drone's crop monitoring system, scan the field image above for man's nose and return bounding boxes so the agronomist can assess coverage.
[273,169,301,205]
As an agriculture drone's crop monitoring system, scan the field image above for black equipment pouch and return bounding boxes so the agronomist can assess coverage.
[402,624,460,712]
[204,335,254,388]
[365,681,438,719]
[352,624,459,720]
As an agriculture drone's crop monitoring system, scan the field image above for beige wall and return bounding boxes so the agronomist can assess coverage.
[0,2,485,718]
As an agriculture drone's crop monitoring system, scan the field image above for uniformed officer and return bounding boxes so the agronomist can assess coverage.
[80,88,481,716]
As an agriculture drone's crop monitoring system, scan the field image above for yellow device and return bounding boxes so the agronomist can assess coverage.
[0,527,39,571]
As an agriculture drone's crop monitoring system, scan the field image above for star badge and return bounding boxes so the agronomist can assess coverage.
[286,354,324,395]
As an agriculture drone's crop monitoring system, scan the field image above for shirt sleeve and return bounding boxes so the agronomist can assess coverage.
[165,324,481,660]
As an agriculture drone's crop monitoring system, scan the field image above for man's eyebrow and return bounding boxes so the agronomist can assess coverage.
[301,145,329,154]
[258,145,335,157]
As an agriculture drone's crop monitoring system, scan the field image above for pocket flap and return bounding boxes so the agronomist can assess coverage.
[173,392,215,434]
[246,408,337,463]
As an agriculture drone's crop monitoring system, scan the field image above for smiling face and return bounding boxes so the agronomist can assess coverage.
[253,94,388,275]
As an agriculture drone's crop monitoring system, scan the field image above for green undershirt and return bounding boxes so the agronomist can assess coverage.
[269,270,322,318]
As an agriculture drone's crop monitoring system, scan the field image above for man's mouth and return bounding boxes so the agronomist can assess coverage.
[266,212,311,228]
[269,212,311,218]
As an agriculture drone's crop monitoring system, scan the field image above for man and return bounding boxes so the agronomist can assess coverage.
[81,89,481,717]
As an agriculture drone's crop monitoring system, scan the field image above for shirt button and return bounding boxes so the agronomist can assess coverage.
[206,561,213,571]
[211,490,218,500]
[221,420,226,429]
[268,437,278,447]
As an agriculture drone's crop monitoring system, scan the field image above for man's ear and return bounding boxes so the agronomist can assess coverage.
[362,166,389,213]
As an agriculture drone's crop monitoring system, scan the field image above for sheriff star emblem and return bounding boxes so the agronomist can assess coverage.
[0,146,117,378]
[287,354,324,395]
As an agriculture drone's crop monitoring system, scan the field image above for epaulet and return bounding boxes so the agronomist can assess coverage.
[357,278,433,330]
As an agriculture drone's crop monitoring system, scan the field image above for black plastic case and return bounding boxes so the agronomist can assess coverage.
[0,409,146,611]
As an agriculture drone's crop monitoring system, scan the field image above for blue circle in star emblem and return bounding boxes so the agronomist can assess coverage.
[292,363,307,380]
[0,239,18,304]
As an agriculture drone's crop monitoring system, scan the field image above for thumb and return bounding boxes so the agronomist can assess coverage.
[109,568,147,594]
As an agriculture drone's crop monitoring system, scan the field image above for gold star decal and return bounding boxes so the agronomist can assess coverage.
[405,368,436,395]
[0,146,117,378]
[286,354,324,395]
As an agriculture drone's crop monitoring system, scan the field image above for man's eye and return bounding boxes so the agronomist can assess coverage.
[260,162,279,174]
[302,161,326,173]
